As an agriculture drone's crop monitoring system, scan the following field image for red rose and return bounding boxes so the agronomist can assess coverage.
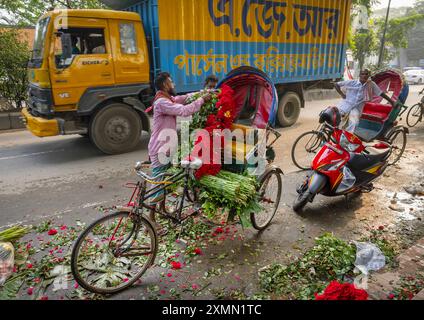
[315,281,368,300]
[40,296,49,300]
[194,248,203,255]
[215,227,224,234]
[60,225,67,231]
[388,293,395,300]
[47,229,57,236]
[171,261,182,270]
[26,263,33,269]
[27,287,34,295]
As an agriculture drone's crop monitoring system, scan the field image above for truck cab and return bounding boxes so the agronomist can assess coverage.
[23,9,152,154]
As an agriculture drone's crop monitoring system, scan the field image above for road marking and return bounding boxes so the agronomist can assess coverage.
[82,201,108,209]
[1,210,72,229]
[0,149,65,161]
[1,200,111,229]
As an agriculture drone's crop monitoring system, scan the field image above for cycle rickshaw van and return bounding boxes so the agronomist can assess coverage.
[216,66,281,174]
[354,69,409,143]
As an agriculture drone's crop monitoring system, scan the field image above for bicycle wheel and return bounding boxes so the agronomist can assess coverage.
[71,211,157,295]
[406,104,423,128]
[387,129,407,166]
[291,131,326,170]
[250,169,282,231]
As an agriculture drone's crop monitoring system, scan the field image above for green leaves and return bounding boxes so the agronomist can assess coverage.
[188,91,220,132]
[0,274,25,300]
[198,170,259,228]
[258,233,357,300]
[0,29,30,111]
[0,0,107,26]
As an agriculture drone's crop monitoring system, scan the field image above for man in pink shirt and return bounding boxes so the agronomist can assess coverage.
[147,73,211,231]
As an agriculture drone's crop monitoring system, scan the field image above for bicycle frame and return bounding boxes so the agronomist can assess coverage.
[124,166,198,225]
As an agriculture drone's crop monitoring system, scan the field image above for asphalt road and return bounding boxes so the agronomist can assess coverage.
[0,86,422,229]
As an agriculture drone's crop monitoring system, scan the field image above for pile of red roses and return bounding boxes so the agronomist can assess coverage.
[315,281,369,300]
[191,85,237,179]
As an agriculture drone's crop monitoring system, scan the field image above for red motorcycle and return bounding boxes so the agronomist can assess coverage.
[293,107,392,212]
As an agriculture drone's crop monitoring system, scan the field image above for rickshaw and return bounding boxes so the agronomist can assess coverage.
[291,69,409,170]
[354,69,409,165]
[70,67,284,295]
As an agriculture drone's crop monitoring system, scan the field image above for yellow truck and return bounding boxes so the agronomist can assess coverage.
[24,1,351,154]
[24,9,151,154]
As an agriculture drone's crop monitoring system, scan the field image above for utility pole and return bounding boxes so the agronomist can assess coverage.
[378,0,392,67]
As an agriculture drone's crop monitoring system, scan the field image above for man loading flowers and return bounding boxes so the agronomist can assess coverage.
[147,72,212,233]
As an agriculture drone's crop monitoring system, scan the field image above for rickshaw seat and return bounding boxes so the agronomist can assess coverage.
[231,123,251,134]
[225,124,262,161]
[361,102,392,123]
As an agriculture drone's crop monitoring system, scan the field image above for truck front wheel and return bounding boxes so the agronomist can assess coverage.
[277,92,301,127]
[89,103,142,155]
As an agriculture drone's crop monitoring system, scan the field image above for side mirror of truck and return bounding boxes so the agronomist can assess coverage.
[61,33,73,60]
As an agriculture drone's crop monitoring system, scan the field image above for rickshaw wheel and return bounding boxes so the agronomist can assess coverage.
[251,169,282,231]
[387,128,407,166]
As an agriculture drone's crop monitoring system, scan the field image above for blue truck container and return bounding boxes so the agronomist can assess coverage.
[101,0,352,126]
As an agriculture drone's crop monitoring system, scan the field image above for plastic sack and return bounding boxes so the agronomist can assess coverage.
[0,242,14,286]
[336,166,356,194]
[353,241,386,275]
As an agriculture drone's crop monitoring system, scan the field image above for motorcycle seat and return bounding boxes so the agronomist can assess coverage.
[348,147,390,171]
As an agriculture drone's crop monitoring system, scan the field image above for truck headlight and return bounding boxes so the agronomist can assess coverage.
[35,102,51,114]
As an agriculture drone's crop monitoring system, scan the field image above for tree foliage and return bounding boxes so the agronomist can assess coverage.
[350,0,424,69]
[0,0,107,26]
[375,13,424,65]
[351,29,378,71]
[350,1,380,70]
[352,0,380,13]
[0,29,30,111]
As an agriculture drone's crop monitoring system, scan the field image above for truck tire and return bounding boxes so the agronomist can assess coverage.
[89,103,142,155]
[277,92,301,127]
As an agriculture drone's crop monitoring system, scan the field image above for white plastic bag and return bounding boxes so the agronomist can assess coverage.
[353,241,386,275]
[336,166,356,194]
[0,242,14,286]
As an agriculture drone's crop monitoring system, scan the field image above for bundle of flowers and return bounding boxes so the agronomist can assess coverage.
[314,281,368,300]
[184,85,261,227]
[187,85,237,180]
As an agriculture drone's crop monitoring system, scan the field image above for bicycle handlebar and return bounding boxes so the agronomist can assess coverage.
[134,162,169,182]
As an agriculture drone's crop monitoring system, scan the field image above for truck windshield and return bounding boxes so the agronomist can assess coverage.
[29,17,50,68]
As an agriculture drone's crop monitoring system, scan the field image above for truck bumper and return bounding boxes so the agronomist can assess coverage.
[21,108,59,137]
